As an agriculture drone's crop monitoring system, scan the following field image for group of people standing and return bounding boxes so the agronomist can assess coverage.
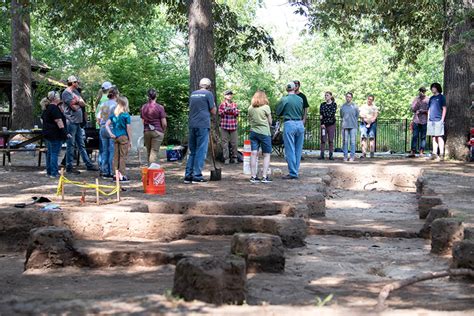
[41,76,167,182]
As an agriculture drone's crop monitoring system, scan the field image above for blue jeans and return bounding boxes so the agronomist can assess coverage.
[343,128,357,159]
[411,123,427,152]
[185,127,210,180]
[99,127,114,175]
[283,120,305,178]
[360,122,377,139]
[46,139,63,177]
[66,123,92,170]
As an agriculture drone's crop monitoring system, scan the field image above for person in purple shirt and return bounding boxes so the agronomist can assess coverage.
[408,87,429,158]
[140,88,167,164]
[426,82,447,161]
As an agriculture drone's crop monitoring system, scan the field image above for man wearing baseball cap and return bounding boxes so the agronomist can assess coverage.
[184,78,216,183]
[62,75,98,174]
[276,82,305,179]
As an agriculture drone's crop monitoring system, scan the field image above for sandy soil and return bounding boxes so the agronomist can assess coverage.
[0,152,473,315]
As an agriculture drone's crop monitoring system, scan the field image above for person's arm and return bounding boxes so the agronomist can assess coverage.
[373,107,379,121]
[233,104,240,117]
[126,124,132,148]
[276,99,284,117]
[218,103,225,116]
[106,119,115,138]
[411,99,418,113]
[441,97,447,122]
[267,112,273,127]
[161,117,167,131]
[303,107,308,125]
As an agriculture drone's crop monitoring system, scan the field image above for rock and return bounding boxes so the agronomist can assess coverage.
[464,227,474,240]
[231,233,285,273]
[415,176,424,196]
[313,177,323,184]
[272,168,283,177]
[431,218,464,255]
[24,226,85,270]
[172,255,246,305]
[322,175,332,185]
[452,240,474,270]
[418,195,442,219]
[419,205,452,239]
[306,193,326,218]
[272,217,307,248]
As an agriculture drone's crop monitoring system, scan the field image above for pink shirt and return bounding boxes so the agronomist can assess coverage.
[411,96,429,124]
[140,101,167,133]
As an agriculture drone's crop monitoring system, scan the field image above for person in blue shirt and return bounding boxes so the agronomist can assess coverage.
[426,82,447,161]
[184,78,216,184]
[106,96,132,182]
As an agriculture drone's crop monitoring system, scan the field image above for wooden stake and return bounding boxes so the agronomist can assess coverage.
[80,181,86,204]
[115,169,120,202]
[60,168,65,201]
[95,178,100,205]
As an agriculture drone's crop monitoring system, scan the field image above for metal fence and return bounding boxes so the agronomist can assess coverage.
[234,114,429,153]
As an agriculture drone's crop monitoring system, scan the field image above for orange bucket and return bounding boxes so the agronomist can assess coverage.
[141,167,166,195]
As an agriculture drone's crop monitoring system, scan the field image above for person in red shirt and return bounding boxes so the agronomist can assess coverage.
[218,90,239,164]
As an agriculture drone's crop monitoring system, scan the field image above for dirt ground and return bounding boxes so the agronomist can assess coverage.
[0,151,473,315]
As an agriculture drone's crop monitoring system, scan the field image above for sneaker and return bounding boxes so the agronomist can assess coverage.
[407,152,416,158]
[192,178,208,183]
[360,154,366,159]
[66,168,81,175]
[113,175,130,183]
[49,175,59,179]
[183,177,193,184]
[261,177,273,183]
[102,174,113,179]
[250,176,261,183]
[282,174,298,180]
[343,157,348,162]
[87,165,99,171]
[317,155,325,160]
[349,157,355,162]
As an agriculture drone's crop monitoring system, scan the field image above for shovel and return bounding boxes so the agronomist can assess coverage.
[14,196,52,208]
[209,131,221,181]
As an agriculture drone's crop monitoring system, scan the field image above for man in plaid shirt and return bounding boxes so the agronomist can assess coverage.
[219,90,239,164]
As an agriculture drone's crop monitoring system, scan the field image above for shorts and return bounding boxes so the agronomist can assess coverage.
[360,122,377,139]
[249,131,272,154]
[426,121,444,136]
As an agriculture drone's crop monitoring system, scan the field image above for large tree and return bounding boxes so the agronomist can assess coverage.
[10,0,33,129]
[294,0,473,160]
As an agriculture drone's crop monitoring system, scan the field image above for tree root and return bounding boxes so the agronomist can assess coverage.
[375,268,474,311]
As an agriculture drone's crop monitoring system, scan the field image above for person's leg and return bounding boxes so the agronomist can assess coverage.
[369,123,376,156]
[320,126,327,158]
[192,128,210,180]
[283,121,297,177]
[438,136,445,157]
[350,128,357,159]
[419,124,427,155]
[261,134,272,178]
[342,128,348,160]
[50,140,62,177]
[221,128,230,163]
[294,122,305,176]
[113,138,120,175]
[185,128,197,179]
[149,131,164,164]
[118,136,129,177]
[99,128,109,174]
[66,123,78,170]
[143,130,152,163]
[249,132,259,178]
[360,123,367,157]
[46,140,52,175]
[106,138,114,176]
[230,130,238,162]
[76,127,93,168]
[327,124,336,157]
[411,123,419,153]
[432,136,439,157]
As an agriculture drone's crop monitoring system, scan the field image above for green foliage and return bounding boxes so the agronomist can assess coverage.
[315,294,333,307]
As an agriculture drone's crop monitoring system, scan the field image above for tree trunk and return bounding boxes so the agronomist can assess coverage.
[443,0,473,161]
[10,0,33,130]
[187,0,222,159]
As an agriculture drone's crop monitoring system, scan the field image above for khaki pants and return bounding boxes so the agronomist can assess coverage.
[221,129,238,161]
[144,130,164,164]
[113,135,129,177]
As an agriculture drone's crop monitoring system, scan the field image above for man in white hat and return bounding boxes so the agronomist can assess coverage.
[183,78,216,183]
[62,75,98,174]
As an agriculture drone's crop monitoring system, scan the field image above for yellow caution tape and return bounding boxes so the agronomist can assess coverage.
[56,176,119,196]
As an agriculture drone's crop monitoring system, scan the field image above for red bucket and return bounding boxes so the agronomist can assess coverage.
[142,167,166,195]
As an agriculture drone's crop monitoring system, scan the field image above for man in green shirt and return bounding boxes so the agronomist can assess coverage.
[276,82,305,179]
